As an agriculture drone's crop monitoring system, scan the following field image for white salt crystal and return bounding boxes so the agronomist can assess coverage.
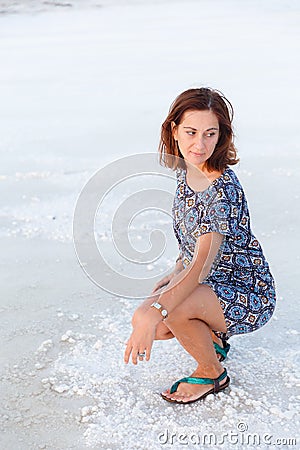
[81,417,90,423]
[37,340,53,352]
[35,363,45,370]
[81,406,92,417]
[283,410,295,419]
[270,406,281,416]
[69,313,79,321]
[93,340,103,350]
[52,384,70,394]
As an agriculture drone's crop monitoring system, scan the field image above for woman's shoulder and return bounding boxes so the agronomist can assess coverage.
[212,167,246,206]
[221,167,244,191]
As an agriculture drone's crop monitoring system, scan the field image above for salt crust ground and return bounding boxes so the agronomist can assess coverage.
[0,227,299,449]
[1,283,299,449]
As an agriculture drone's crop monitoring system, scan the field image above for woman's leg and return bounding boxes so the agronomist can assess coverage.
[162,284,228,402]
[155,317,226,356]
[155,321,174,340]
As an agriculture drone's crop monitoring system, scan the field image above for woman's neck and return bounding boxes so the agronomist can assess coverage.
[186,164,223,192]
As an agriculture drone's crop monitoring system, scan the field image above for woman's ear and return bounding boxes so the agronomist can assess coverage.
[171,121,178,140]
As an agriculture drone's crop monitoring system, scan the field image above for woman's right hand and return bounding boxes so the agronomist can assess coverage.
[151,260,183,294]
[151,273,173,294]
[151,259,184,293]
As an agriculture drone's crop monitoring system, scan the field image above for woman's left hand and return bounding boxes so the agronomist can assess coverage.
[124,313,158,365]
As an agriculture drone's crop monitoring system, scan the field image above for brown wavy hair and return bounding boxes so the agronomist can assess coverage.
[158,87,239,172]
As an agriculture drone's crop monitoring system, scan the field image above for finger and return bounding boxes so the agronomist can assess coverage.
[134,348,146,364]
[132,350,138,365]
[138,350,146,362]
[152,277,169,293]
[152,282,161,293]
[152,280,168,294]
[160,277,168,286]
[124,343,132,364]
[145,344,153,361]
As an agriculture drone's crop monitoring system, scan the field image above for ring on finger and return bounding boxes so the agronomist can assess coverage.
[137,352,146,357]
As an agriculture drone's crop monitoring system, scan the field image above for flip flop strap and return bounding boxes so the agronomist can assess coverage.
[213,342,230,360]
[222,340,231,354]
[170,369,227,394]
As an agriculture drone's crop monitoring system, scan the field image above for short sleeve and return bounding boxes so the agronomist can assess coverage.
[200,177,249,245]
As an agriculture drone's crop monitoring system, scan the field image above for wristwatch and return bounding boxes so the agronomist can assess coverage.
[150,301,168,319]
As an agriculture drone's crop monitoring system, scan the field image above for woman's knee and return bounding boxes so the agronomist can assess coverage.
[164,305,189,329]
[165,285,227,333]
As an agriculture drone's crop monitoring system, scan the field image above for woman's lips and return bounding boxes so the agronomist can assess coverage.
[190,151,205,156]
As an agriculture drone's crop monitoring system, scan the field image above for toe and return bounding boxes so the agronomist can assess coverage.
[161,388,171,396]
[170,390,190,402]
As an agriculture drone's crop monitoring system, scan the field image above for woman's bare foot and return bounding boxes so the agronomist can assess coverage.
[161,367,228,403]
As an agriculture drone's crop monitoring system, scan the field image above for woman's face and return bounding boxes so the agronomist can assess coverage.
[172,109,220,171]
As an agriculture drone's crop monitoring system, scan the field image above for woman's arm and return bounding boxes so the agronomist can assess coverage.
[151,258,184,294]
[139,231,224,318]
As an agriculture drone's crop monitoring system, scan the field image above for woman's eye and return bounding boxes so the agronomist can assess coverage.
[206,132,216,137]
[186,131,195,136]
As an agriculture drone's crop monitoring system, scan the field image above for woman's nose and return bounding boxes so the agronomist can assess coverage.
[194,135,205,150]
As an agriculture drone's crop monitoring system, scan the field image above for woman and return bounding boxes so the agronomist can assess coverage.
[124,87,276,404]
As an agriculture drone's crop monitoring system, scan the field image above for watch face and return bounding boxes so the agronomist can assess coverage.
[151,302,159,309]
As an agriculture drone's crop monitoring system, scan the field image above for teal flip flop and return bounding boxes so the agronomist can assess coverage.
[161,369,230,404]
[214,340,231,361]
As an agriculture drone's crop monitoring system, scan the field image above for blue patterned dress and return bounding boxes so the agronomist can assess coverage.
[172,167,276,337]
